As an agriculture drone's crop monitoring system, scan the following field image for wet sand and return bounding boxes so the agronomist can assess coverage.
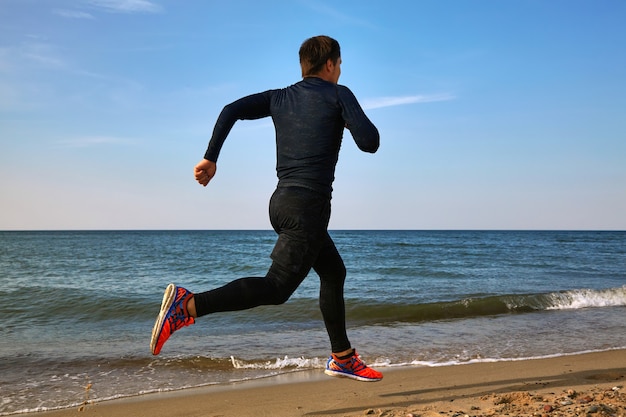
[36,349,626,417]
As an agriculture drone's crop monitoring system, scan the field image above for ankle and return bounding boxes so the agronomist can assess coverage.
[332,348,355,361]
[186,296,197,318]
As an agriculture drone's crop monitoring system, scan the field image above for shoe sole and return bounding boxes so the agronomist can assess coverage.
[150,283,176,355]
[324,369,382,382]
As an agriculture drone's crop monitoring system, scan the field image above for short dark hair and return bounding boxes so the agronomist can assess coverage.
[299,35,341,77]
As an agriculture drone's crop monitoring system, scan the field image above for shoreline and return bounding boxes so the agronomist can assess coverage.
[33,349,626,417]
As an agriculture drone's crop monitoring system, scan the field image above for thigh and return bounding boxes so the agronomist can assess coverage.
[268,187,330,274]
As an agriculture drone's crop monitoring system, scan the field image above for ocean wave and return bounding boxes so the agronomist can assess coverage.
[344,286,626,324]
[3,285,624,327]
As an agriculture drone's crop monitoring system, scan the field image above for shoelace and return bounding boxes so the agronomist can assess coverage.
[168,290,193,330]
[345,356,367,372]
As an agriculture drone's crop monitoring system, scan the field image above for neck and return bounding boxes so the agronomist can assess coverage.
[303,74,335,84]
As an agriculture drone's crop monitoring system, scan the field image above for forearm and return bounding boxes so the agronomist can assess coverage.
[204,105,237,162]
[338,87,379,153]
[347,118,379,153]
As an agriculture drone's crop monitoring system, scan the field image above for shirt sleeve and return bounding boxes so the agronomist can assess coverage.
[337,85,380,153]
[204,91,273,162]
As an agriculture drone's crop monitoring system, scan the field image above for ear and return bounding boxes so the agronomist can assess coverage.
[325,58,335,74]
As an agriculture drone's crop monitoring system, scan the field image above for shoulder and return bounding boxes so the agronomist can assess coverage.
[336,83,353,92]
[335,83,358,101]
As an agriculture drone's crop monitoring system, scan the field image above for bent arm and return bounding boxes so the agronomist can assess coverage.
[338,86,379,153]
[203,91,273,162]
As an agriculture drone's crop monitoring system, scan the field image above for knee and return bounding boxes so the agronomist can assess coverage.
[266,279,297,305]
[338,264,346,281]
[265,269,302,305]
[269,289,292,305]
[324,264,346,285]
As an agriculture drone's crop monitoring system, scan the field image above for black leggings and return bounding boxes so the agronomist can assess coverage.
[193,186,351,353]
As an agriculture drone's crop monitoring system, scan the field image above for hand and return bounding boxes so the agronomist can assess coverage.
[194,159,217,187]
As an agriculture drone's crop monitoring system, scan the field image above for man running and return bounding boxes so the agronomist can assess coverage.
[150,35,382,382]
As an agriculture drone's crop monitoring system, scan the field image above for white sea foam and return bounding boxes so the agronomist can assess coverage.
[401,346,626,368]
[230,355,326,370]
[546,286,626,310]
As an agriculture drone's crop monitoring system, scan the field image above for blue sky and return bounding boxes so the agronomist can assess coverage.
[1,0,625,230]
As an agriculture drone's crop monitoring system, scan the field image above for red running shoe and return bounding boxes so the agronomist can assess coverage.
[324,350,383,382]
[150,283,195,355]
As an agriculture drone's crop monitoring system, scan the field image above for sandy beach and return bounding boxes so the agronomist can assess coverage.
[34,349,626,417]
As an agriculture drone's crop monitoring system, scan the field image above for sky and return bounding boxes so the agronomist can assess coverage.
[1,0,625,230]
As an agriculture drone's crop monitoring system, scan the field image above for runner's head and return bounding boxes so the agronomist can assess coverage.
[299,35,341,83]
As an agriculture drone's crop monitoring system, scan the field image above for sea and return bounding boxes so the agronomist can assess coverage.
[0,230,625,415]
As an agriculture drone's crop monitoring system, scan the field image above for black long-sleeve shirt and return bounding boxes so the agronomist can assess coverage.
[204,77,379,197]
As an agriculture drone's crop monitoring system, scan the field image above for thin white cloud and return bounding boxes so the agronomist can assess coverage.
[20,43,67,69]
[362,93,456,110]
[16,40,128,81]
[88,0,162,14]
[2,40,145,112]
[53,9,95,19]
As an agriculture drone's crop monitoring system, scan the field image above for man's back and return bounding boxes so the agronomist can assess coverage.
[270,77,379,196]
